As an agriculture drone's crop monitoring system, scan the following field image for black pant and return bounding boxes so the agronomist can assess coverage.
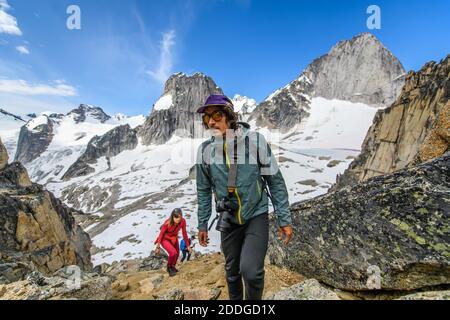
[220,213,269,300]
[181,250,191,262]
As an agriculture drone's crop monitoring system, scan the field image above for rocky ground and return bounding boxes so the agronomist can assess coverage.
[2,250,448,300]
[109,252,304,300]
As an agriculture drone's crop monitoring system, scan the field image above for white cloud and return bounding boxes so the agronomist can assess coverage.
[0,79,77,96]
[16,45,29,54]
[0,0,22,36]
[147,30,176,83]
[0,91,75,115]
[0,0,10,10]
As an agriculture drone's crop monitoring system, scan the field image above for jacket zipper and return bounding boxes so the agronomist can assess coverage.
[224,142,243,225]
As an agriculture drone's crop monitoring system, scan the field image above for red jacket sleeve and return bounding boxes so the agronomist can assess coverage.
[155,223,168,244]
[181,219,190,248]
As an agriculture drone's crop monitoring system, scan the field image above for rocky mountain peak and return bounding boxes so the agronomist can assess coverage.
[62,124,138,181]
[305,32,406,107]
[67,104,111,124]
[232,94,257,115]
[140,72,223,145]
[154,72,223,113]
[250,33,405,131]
[329,32,380,54]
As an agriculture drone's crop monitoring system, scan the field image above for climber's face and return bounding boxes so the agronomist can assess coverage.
[173,214,181,224]
[203,106,229,136]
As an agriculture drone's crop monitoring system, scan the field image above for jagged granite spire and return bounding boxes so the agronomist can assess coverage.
[139,72,223,145]
[305,33,405,106]
[250,33,406,131]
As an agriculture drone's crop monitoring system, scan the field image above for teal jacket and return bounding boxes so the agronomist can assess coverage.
[196,122,292,231]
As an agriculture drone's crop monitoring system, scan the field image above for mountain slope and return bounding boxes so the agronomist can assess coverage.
[20,106,145,185]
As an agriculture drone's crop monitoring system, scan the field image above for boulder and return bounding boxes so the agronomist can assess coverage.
[138,274,164,295]
[268,153,450,291]
[396,290,450,300]
[0,267,112,300]
[94,251,168,278]
[268,279,341,300]
[159,288,184,300]
[0,162,32,187]
[183,287,221,300]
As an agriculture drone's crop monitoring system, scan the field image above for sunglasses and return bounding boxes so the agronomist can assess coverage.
[202,110,224,125]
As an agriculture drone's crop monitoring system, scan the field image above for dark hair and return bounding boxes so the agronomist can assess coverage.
[169,208,182,226]
[201,105,239,130]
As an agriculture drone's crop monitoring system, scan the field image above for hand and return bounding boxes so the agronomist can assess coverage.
[187,246,193,254]
[155,244,161,255]
[278,226,293,245]
[198,231,209,247]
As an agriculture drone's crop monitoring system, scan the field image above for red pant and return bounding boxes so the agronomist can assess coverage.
[161,239,179,267]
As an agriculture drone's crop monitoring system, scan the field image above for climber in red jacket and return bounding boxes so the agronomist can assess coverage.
[154,208,192,276]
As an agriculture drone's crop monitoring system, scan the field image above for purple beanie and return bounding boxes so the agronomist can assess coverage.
[197,95,234,113]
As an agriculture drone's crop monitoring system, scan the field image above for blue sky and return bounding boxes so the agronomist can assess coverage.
[0,0,449,116]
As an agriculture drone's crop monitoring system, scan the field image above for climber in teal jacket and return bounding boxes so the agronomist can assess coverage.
[195,94,293,301]
[196,123,292,230]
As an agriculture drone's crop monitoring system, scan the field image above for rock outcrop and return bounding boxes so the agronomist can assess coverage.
[62,124,138,180]
[396,290,450,300]
[0,139,93,281]
[93,250,168,280]
[139,72,223,145]
[333,55,450,190]
[249,33,405,131]
[268,152,450,291]
[0,137,8,171]
[0,267,112,300]
[412,101,450,165]
[249,74,312,131]
[267,279,340,300]
[14,115,54,164]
